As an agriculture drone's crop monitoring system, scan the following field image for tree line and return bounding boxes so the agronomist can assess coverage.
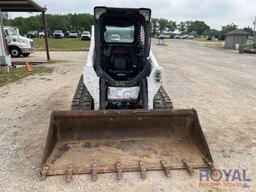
[3,13,94,35]
[151,18,254,38]
[2,13,254,37]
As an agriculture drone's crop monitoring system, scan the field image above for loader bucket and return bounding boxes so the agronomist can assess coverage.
[40,109,213,181]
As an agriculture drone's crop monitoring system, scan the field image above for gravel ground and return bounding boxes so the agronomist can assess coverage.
[0,40,256,192]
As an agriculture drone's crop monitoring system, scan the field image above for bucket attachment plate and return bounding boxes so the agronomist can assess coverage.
[40,109,213,180]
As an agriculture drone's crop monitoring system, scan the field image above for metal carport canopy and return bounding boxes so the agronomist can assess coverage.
[0,0,50,60]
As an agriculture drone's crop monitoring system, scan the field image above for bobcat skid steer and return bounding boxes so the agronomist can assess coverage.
[40,7,213,182]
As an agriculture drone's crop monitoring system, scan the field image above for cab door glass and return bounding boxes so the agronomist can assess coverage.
[5,29,17,37]
[4,29,7,37]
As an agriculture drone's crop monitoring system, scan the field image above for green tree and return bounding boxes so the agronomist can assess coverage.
[157,18,169,33]
[1,12,10,26]
[243,26,253,36]
[69,13,94,32]
[151,18,158,36]
[167,20,177,32]
[47,14,70,32]
[10,15,42,35]
[10,17,26,34]
[178,22,186,34]
[188,21,210,36]
[221,23,238,33]
[208,29,220,37]
[185,21,193,33]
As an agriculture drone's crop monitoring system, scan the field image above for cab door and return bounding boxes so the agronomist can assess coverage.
[4,29,12,46]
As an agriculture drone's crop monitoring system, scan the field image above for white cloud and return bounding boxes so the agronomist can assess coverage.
[8,0,256,30]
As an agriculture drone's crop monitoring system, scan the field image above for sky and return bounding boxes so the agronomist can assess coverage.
[8,0,256,30]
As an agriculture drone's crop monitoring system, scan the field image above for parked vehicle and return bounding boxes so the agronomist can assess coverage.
[181,35,189,39]
[248,36,254,41]
[164,34,170,39]
[188,35,194,39]
[81,31,91,40]
[4,26,35,57]
[170,34,175,39]
[110,34,121,42]
[174,35,181,39]
[39,31,52,38]
[53,30,64,39]
[65,31,70,38]
[158,33,169,39]
[26,31,38,38]
[39,31,44,38]
[68,31,78,38]
[207,36,212,41]
[158,34,164,39]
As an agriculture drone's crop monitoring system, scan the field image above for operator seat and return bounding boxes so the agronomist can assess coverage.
[109,48,134,80]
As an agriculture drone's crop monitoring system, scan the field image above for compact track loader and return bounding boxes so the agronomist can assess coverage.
[41,7,213,181]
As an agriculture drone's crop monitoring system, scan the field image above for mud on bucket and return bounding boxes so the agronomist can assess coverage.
[40,109,213,180]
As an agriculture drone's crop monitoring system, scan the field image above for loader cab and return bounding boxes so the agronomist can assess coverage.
[94,7,151,82]
[103,24,137,81]
[94,7,152,109]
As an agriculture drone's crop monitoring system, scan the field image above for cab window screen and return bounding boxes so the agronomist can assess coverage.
[104,26,134,43]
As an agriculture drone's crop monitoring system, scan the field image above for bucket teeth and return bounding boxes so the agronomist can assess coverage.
[160,160,171,177]
[116,162,123,180]
[91,162,98,181]
[138,161,147,179]
[40,166,49,180]
[182,159,195,176]
[66,164,74,182]
[203,158,215,171]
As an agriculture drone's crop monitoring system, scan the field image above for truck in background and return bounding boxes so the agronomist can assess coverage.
[53,30,64,39]
[80,31,91,40]
[4,26,35,57]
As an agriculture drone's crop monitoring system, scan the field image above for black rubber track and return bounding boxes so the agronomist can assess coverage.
[153,86,173,109]
[71,75,93,110]
[71,76,173,110]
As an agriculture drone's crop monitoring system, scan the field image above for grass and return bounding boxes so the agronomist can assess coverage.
[0,66,54,87]
[245,40,256,49]
[193,38,224,49]
[194,38,208,41]
[205,39,256,49]
[194,38,256,50]
[34,38,90,51]
[204,41,224,49]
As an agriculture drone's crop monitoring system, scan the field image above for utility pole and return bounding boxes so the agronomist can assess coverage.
[0,9,11,67]
[0,10,6,56]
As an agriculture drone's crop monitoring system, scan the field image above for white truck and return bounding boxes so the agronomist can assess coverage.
[53,30,64,39]
[81,31,91,40]
[4,26,35,57]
